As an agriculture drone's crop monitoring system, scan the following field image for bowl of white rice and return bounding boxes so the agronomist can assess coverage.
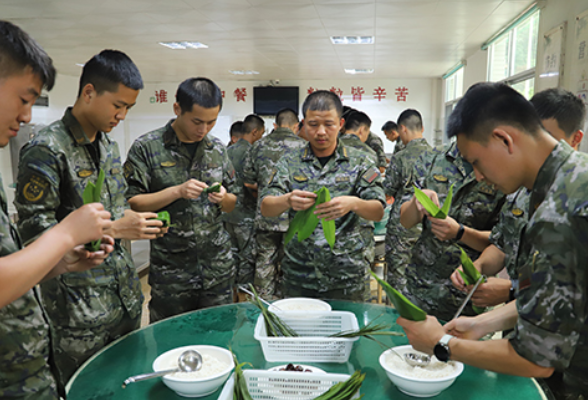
[152,345,234,397]
[268,298,331,316]
[379,345,464,397]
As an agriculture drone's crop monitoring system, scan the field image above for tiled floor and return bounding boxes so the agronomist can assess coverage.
[139,273,151,327]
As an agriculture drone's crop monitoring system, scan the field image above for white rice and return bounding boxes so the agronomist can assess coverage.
[160,353,230,381]
[385,352,457,379]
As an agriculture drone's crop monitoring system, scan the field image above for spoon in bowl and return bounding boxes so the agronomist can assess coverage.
[122,349,203,388]
[389,348,431,368]
[238,286,282,311]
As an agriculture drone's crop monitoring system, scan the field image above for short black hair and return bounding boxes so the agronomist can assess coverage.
[382,121,398,132]
[230,121,244,138]
[530,88,586,137]
[302,90,343,118]
[344,111,371,132]
[78,50,143,97]
[275,108,299,127]
[447,82,543,142]
[0,20,55,90]
[243,114,264,134]
[176,77,223,114]
[397,109,423,131]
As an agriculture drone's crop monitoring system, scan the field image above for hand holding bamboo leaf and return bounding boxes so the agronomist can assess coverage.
[413,183,455,219]
[370,271,427,321]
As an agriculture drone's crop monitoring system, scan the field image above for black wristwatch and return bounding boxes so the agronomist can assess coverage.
[455,223,465,241]
[434,334,454,362]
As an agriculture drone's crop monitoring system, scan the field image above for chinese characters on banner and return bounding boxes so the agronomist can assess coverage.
[150,89,168,103]
[234,88,247,102]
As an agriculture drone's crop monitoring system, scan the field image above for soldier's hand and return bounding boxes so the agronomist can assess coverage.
[60,236,116,273]
[470,277,511,307]
[444,316,486,340]
[109,209,165,240]
[429,215,460,241]
[288,190,316,211]
[179,179,207,200]
[59,203,112,246]
[397,315,443,355]
[208,183,226,204]
[450,266,467,292]
[413,189,439,217]
[314,196,356,221]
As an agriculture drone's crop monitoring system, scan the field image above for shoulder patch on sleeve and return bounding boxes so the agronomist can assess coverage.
[22,174,49,203]
[268,168,277,185]
[362,168,380,184]
[123,162,134,179]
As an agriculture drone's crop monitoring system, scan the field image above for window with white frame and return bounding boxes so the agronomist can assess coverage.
[486,8,539,99]
[445,66,464,103]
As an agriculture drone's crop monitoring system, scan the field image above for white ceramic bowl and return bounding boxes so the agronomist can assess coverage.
[268,365,326,373]
[152,345,234,398]
[268,298,331,314]
[379,345,464,398]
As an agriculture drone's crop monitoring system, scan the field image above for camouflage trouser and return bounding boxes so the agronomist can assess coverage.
[253,230,285,298]
[225,221,256,285]
[149,280,234,323]
[282,284,366,302]
[49,309,140,391]
[385,233,415,293]
[39,279,142,392]
[0,368,58,400]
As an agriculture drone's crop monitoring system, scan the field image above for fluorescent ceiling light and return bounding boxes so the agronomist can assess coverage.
[345,68,374,74]
[159,41,208,50]
[229,70,260,75]
[539,72,559,78]
[331,36,374,45]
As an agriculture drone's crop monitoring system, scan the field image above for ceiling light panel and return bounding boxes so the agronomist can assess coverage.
[330,36,374,45]
[344,68,374,74]
[159,41,208,50]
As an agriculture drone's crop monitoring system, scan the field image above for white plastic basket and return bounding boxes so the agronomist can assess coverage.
[217,370,360,400]
[253,311,359,363]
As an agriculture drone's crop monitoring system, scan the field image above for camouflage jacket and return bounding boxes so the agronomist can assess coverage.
[0,176,56,398]
[384,138,434,258]
[339,134,377,164]
[225,138,255,225]
[366,131,387,169]
[488,187,530,279]
[262,141,386,291]
[403,142,505,320]
[393,138,406,154]
[15,108,142,319]
[509,142,588,393]
[124,120,239,289]
[242,127,306,232]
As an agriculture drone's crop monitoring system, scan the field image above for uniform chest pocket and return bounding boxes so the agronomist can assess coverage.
[152,163,188,190]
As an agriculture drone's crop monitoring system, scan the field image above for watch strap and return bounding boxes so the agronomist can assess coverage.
[439,334,454,346]
[455,223,465,240]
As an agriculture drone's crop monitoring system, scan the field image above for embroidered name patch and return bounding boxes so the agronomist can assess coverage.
[23,175,48,203]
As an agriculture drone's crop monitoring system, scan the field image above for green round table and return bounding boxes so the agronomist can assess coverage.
[66,301,547,400]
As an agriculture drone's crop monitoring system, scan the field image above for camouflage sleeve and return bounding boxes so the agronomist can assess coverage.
[355,162,386,208]
[383,154,404,198]
[510,214,588,370]
[488,200,509,252]
[242,143,257,185]
[123,141,151,200]
[14,144,62,244]
[260,156,290,200]
[371,135,387,169]
[222,148,240,197]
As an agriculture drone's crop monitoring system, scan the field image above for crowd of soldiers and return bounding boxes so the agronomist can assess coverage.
[1,19,587,400]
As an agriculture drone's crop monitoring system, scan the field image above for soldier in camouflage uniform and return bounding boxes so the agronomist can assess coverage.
[399,138,505,321]
[0,21,115,400]
[399,82,588,400]
[382,120,405,154]
[125,77,239,323]
[383,109,433,293]
[242,109,305,297]
[225,114,264,288]
[227,120,244,147]
[365,131,387,171]
[451,88,586,309]
[14,50,165,390]
[261,91,385,301]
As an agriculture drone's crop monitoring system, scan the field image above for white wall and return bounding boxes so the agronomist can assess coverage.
[3,75,439,209]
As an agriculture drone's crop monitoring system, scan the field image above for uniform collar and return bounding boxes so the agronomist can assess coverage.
[342,133,362,144]
[405,137,427,149]
[61,107,108,146]
[272,127,296,137]
[163,118,213,150]
[235,138,251,148]
[529,140,574,216]
[301,140,350,163]
[445,141,472,178]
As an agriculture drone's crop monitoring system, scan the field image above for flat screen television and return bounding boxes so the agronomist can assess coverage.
[253,86,299,116]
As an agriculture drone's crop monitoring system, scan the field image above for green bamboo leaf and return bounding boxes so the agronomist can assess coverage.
[94,168,105,202]
[284,210,304,245]
[370,271,426,321]
[439,183,455,218]
[82,182,95,205]
[458,269,471,286]
[203,183,221,194]
[459,247,481,284]
[297,204,319,241]
[156,211,171,227]
[414,185,442,217]
[319,187,336,249]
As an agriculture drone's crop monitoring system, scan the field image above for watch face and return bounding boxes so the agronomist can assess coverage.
[434,343,450,362]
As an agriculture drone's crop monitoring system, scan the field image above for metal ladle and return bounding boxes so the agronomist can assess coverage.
[239,286,282,311]
[122,349,203,388]
[390,348,431,368]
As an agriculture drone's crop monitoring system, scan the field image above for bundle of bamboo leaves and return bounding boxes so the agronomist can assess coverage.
[285,186,336,249]
[413,183,454,219]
